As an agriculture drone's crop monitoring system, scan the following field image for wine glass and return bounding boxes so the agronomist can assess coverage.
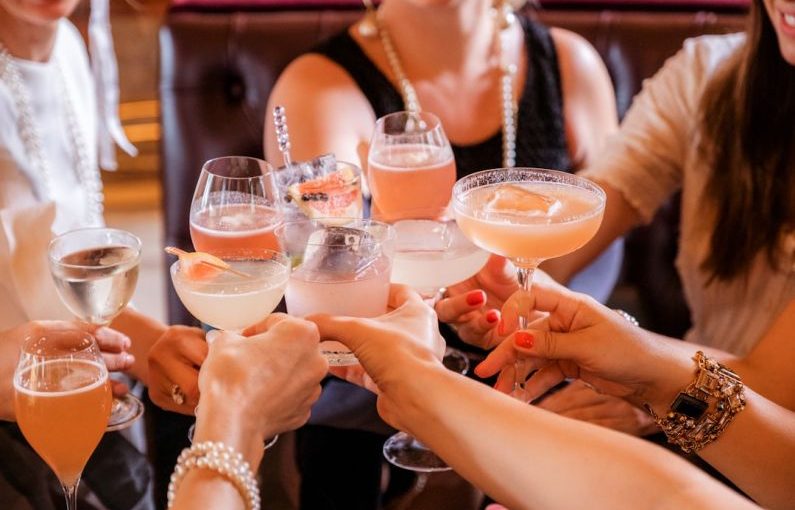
[453,168,606,401]
[382,217,488,471]
[368,111,456,222]
[278,218,396,366]
[190,156,283,257]
[14,327,113,510]
[48,227,143,431]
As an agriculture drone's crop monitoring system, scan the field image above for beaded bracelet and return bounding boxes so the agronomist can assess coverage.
[167,441,261,510]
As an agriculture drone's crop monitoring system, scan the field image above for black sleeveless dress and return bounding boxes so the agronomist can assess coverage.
[315,18,572,176]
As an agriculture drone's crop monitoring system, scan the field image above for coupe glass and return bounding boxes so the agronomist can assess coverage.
[170,249,290,448]
[383,217,488,471]
[48,227,143,431]
[14,327,112,510]
[368,111,456,221]
[278,218,395,366]
[190,156,283,257]
[453,168,606,401]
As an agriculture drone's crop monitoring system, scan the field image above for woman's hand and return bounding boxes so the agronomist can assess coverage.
[434,255,518,348]
[147,326,208,415]
[475,282,695,414]
[308,284,445,430]
[197,316,328,448]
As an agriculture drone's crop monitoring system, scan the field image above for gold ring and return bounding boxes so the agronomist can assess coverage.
[170,383,186,406]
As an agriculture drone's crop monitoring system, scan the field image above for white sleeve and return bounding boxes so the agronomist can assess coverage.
[580,34,742,223]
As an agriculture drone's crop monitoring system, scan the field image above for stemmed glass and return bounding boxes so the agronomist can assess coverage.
[14,327,113,510]
[48,227,143,431]
[190,156,283,257]
[453,168,606,401]
[368,111,456,222]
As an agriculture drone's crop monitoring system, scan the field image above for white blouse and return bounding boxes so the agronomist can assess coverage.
[0,20,103,330]
[582,33,795,356]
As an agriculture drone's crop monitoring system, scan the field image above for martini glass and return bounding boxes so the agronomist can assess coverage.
[453,168,606,401]
[14,328,112,510]
[48,227,143,431]
[383,218,488,472]
[170,249,290,447]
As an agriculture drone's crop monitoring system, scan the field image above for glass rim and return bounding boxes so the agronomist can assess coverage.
[201,156,275,181]
[275,217,396,247]
[373,110,442,137]
[48,227,142,269]
[452,167,606,223]
[170,249,291,287]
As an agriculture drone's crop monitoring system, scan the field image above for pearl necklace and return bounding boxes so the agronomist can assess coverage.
[0,43,104,225]
[361,1,518,168]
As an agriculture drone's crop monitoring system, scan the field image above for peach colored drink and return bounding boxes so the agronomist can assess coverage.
[454,182,605,266]
[15,360,112,486]
[190,202,282,257]
[368,144,456,220]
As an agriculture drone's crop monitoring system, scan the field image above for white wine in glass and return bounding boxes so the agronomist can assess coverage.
[48,227,143,431]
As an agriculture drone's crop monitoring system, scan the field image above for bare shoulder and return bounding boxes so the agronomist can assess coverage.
[548,27,607,79]
[266,52,374,163]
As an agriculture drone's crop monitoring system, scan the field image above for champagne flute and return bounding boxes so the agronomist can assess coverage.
[190,156,283,257]
[453,168,606,401]
[368,111,456,222]
[48,227,143,431]
[14,327,113,510]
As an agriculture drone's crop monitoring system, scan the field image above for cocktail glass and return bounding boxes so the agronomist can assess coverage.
[275,156,364,224]
[278,218,395,366]
[170,249,291,447]
[368,111,456,221]
[190,156,283,257]
[384,218,489,471]
[14,327,113,510]
[453,168,606,401]
[48,227,143,431]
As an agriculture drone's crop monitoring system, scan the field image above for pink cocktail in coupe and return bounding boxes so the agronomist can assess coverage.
[368,111,456,221]
[453,168,606,401]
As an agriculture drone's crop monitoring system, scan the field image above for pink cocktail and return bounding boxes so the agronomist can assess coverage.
[368,111,456,221]
[453,168,606,401]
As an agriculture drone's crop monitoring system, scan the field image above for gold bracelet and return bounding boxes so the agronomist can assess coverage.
[645,351,746,453]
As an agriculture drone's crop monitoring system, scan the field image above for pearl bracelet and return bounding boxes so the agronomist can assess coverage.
[167,441,261,510]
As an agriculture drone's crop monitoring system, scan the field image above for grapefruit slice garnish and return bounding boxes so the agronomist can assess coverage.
[288,167,362,222]
[165,247,250,280]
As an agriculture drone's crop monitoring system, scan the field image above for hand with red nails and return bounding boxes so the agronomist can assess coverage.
[0,320,135,421]
[434,255,518,349]
[476,281,697,414]
[147,325,209,415]
[306,284,445,431]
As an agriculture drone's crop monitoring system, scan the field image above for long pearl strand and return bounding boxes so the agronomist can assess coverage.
[361,0,518,168]
[0,43,104,225]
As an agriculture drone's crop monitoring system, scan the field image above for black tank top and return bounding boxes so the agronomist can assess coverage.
[313,18,572,176]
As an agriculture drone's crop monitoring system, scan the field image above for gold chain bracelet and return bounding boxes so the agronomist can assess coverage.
[645,351,746,453]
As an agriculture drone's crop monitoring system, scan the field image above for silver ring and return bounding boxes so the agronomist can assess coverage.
[613,309,639,327]
[170,383,186,406]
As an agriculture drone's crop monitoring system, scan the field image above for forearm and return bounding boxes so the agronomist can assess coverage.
[392,367,746,510]
[111,307,166,385]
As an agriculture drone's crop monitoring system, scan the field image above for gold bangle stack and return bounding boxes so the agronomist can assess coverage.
[645,351,746,453]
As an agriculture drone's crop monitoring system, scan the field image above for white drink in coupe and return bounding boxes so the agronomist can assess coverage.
[171,256,289,331]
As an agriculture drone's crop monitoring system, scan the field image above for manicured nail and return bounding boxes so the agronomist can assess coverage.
[125,353,135,367]
[486,310,499,324]
[466,290,485,306]
[514,332,534,349]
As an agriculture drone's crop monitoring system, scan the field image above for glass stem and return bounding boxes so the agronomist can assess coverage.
[63,479,79,510]
[512,264,536,402]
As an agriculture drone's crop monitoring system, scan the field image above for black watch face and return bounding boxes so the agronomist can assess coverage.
[672,393,708,420]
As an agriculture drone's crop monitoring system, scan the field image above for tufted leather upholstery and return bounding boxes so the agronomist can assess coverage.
[159,1,747,335]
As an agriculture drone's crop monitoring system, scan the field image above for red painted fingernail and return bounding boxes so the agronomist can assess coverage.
[466,290,485,306]
[486,310,499,323]
[514,332,534,348]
